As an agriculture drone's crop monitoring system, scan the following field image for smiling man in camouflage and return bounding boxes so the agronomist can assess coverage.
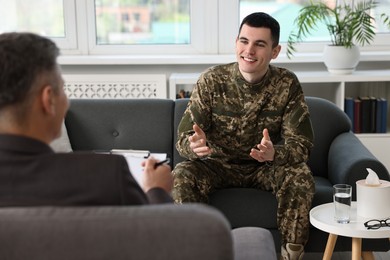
[172,12,314,260]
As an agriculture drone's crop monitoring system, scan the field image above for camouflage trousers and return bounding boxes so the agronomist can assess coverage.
[172,159,315,245]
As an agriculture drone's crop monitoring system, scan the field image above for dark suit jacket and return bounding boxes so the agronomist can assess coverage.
[0,134,172,206]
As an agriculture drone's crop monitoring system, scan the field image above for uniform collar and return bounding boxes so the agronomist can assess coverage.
[233,63,273,90]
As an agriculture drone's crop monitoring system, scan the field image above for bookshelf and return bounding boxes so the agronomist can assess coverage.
[169,70,390,171]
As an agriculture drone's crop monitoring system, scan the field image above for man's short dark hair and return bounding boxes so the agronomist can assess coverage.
[0,32,59,108]
[238,12,280,47]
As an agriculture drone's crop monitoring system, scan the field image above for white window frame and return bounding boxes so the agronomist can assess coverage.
[55,0,390,59]
[84,0,218,55]
[218,0,239,54]
[52,0,78,50]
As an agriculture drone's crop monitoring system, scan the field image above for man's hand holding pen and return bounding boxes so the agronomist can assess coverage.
[141,157,173,194]
[154,158,170,169]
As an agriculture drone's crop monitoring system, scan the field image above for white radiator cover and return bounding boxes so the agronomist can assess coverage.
[63,74,167,99]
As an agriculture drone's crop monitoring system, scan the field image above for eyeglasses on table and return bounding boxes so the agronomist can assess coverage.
[364,218,390,230]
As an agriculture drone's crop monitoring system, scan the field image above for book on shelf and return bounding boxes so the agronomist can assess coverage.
[376,98,388,133]
[353,99,361,133]
[369,97,377,133]
[344,97,354,128]
[359,96,372,133]
[345,97,388,134]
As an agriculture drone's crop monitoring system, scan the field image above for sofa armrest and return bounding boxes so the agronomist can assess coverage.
[328,132,389,199]
[232,227,277,260]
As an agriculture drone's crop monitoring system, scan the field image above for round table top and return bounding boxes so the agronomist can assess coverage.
[310,202,390,238]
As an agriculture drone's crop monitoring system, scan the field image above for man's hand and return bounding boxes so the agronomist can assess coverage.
[141,157,173,193]
[189,124,212,157]
[250,128,275,162]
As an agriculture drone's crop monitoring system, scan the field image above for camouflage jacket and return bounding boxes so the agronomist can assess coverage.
[176,63,314,166]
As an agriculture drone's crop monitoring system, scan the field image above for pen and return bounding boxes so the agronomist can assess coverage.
[154,158,170,169]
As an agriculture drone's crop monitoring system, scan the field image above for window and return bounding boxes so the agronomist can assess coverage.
[94,0,190,45]
[375,0,390,33]
[238,0,390,53]
[240,0,308,43]
[0,0,65,37]
[0,0,77,49]
[87,0,218,54]
[1,0,389,57]
[240,0,390,42]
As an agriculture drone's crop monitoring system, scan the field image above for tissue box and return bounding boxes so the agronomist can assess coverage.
[356,179,390,219]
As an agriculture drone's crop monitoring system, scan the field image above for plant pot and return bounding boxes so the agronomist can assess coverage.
[323,45,360,75]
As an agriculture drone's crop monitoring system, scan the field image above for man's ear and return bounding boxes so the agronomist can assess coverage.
[40,85,56,116]
[272,45,281,59]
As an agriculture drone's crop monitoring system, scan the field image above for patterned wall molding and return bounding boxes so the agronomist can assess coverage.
[63,74,167,99]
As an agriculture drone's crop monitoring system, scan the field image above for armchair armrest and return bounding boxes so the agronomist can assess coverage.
[328,132,389,199]
[232,227,277,260]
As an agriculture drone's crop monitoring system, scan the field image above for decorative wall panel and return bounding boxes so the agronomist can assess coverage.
[63,74,167,99]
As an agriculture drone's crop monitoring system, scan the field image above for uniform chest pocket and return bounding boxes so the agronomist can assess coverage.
[212,108,241,134]
[257,109,283,133]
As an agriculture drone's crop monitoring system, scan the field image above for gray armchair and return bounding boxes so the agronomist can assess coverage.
[0,204,277,260]
[173,96,390,253]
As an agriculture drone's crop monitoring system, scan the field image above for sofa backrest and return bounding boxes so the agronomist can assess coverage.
[172,97,352,178]
[173,98,190,166]
[0,204,233,260]
[65,97,352,179]
[66,99,175,160]
[305,97,351,178]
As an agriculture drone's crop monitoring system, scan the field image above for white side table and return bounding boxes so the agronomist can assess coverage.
[310,202,390,260]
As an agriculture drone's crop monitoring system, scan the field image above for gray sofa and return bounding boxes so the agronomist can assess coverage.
[0,204,276,260]
[63,97,389,253]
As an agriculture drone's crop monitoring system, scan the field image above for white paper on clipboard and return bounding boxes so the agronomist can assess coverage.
[113,151,167,185]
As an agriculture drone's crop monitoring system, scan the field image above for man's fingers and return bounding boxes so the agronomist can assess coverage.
[263,128,271,141]
[193,124,204,135]
[191,124,206,143]
[191,124,211,157]
[250,148,265,162]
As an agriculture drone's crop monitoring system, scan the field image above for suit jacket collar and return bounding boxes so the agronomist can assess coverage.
[0,134,53,155]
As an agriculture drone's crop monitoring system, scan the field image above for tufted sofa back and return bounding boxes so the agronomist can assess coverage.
[66,99,175,161]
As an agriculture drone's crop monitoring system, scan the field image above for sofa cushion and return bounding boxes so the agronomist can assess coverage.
[210,188,278,228]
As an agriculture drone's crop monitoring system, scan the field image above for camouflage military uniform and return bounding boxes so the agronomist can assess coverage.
[172,62,315,246]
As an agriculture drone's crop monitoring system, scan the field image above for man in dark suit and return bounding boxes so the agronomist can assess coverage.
[0,32,173,206]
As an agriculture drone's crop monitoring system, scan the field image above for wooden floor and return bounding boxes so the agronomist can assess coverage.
[303,251,390,260]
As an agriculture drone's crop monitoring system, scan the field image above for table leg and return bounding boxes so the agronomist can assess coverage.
[351,237,362,260]
[323,233,337,260]
[361,251,375,260]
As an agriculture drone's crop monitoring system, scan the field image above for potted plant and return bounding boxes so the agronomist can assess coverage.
[287,0,390,74]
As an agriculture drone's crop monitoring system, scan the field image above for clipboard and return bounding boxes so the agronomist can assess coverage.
[110,149,167,185]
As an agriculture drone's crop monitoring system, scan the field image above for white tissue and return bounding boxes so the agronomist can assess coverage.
[365,168,381,186]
